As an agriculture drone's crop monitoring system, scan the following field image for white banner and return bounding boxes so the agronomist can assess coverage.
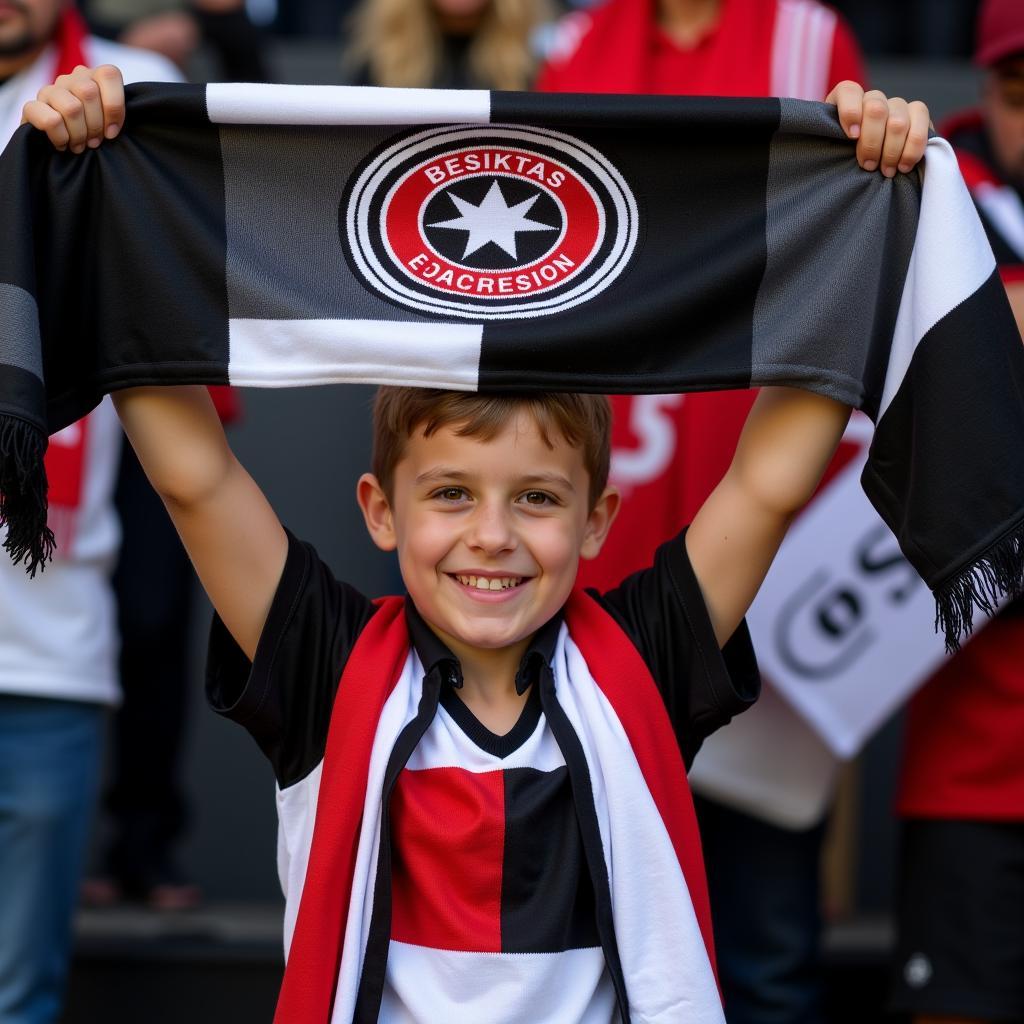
[744,415,974,759]
[687,684,841,829]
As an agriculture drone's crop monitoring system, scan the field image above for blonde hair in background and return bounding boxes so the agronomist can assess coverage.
[344,0,552,91]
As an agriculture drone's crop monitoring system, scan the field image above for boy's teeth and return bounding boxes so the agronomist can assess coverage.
[455,574,522,590]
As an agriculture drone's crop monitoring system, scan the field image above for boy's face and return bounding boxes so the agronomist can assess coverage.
[359,413,618,660]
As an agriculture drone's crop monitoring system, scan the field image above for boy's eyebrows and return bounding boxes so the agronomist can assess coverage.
[414,467,576,491]
[519,472,577,492]
[415,467,472,485]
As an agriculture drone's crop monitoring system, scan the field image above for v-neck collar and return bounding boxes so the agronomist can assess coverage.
[439,678,543,758]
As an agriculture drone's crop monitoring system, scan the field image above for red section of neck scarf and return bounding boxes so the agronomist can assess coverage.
[564,589,719,982]
[274,596,409,1024]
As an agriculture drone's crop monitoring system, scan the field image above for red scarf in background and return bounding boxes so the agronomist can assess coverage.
[52,5,89,77]
[41,7,92,550]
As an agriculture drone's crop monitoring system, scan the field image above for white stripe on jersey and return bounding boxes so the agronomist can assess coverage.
[380,943,616,1024]
[771,0,838,102]
[404,700,565,773]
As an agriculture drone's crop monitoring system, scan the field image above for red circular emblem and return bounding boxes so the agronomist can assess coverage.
[345,126,638,319]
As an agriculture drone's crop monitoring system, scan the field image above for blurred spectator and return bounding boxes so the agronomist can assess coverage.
[537,3,865,1022]
[73,0,254,915]
[344,0,552,89]
[890,3,1024,1022]
[83,0,270,80]
[0,6,180,1019]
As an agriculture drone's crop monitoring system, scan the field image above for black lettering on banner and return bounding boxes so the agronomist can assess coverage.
[775,569,874,680]
[771,520,927,681]
[855,523,920,604]
[816,587,862,637]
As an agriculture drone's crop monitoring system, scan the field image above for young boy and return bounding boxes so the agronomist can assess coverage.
[24,71,929,1023]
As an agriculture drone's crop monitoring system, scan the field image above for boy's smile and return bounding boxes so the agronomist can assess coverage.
[358,412,618,684]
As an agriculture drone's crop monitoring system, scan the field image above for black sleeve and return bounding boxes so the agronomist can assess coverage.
[205,529,377,788]
[591,527,760,770]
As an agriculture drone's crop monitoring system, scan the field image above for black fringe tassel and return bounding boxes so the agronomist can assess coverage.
[935,520,1024,653]
[0,415,55,576]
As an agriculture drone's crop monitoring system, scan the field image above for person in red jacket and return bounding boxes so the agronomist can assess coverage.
[890,2,1024,1022]
[539,0,866,587]
[536,3,872,1021]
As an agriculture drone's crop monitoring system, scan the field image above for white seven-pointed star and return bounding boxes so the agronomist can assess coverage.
[428,180,557,261]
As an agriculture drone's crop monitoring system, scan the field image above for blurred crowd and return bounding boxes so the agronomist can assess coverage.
[70,0,987,83]
[1,0,1022,1023]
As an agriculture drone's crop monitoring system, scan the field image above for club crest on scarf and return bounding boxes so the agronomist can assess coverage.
[342,125,639,318]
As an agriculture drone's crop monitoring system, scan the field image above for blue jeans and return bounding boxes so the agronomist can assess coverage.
[0,696,104,1024]
[694,795,828,1024]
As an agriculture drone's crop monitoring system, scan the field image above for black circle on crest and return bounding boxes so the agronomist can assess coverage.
[422,176,563,271]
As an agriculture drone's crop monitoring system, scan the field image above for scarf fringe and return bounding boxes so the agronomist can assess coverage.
[935,520,1024,653]
[0,415,55,576]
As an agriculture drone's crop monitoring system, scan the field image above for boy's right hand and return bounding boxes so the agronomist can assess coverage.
[21,65,125,154]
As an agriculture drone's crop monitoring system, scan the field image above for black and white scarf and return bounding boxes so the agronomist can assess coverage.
[1,83,1023,649]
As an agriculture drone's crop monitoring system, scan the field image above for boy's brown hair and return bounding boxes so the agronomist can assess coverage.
[372,388,612,508]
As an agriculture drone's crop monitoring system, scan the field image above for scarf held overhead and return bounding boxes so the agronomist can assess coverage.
[0,83,1023,648]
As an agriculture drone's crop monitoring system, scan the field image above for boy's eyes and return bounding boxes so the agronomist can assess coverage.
[427,487,559,507]
[520,490,557,507]
[432,486,468,502]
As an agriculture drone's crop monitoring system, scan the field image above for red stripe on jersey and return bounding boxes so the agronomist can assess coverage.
[391,767,505,953]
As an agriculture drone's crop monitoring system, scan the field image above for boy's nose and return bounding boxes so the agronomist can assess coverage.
[466,502,516,553]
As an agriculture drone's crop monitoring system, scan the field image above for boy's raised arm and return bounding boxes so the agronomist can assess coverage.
[114,386,287,662]
[686,387,850,647]
[687,84,930,647]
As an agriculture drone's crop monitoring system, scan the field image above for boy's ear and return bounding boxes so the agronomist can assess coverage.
[580,484,621,560]
[356,473,397,552]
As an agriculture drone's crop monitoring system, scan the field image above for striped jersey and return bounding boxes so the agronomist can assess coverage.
[206,528,759,1022]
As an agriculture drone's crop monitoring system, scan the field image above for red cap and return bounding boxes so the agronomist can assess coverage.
[976,0,1024,68]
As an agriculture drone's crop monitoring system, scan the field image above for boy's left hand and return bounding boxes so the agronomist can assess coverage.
[826,81,930,177]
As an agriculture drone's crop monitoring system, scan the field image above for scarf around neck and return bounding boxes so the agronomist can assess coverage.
[279,591,720,1024]
[0,83,1022,650]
